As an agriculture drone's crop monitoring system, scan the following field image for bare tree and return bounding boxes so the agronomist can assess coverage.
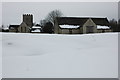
[109,19,118,32]
[39,9,63,33]
[118,19,120,32]
[45,9,63,25]
[0,25,4,32]
[42,22,53,33]
[40,19,47,27]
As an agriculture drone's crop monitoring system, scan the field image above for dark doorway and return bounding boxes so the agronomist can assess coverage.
[86,26,94,33]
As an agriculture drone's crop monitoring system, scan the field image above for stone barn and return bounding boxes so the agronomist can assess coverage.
[9,25,19,32]
[54,17,111,34]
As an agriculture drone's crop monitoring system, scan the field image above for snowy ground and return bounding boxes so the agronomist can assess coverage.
[1,32,118,78]
[0,33,2,79]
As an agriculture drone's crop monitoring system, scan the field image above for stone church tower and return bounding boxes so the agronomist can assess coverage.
[23,14,33,27]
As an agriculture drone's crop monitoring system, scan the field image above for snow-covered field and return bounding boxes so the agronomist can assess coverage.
[0,33,2,79]
[2,32,118,78]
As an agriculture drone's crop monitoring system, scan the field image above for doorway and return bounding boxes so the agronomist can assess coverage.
[86,26,94,33]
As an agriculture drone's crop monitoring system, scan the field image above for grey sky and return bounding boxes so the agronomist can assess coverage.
[118,1,120,19]
[2,2,118,26]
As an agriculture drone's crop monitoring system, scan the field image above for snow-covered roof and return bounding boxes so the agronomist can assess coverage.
[3,27,9,30]
[97,25,110,29]
[59,25,80,29]
[10,23,20,25]
[32,26,41,29]
[67,16,107,19]
[31,29,41,32]
[57,17,109,26]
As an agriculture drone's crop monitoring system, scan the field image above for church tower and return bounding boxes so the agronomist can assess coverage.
[23,14,33,27]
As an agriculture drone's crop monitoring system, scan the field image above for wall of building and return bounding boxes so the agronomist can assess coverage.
[18,22,30,33]
[9,29,17,32]
[58,28,80,34]
[83,19,97,34]
[23,14,33,28]
[54,18,59,34]
[9,27,18,32]
[97,29,112,33]
[72,29,80,34]
[59,29,69,34]
[80,26,83,34]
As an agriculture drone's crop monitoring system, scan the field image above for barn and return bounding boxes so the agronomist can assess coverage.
[54,17,111,34]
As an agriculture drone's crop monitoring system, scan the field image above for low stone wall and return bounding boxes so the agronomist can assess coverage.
[97,29,112,33]
[59,28,80,34]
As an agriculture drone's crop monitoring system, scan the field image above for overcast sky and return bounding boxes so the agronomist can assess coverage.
[118,1,120,19]
[2,2,118,26]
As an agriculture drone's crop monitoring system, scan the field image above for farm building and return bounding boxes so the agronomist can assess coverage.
[54,17,112,34]
[9,14,33,33]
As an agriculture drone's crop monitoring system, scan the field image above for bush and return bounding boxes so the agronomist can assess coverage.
[109,19,118,32]
[42,22,53,33]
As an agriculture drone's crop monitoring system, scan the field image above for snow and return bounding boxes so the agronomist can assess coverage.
[3,27,9,30]
[31,29,41,32]
[67,16,107,19]
[10,23,19,25]
[2,33,118,78]
[59,25,80,28]
[9,23,20,25]
[32,26,41,29]
[31,26,41,32]
[97,25,110,29]
[0,33,2,79]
